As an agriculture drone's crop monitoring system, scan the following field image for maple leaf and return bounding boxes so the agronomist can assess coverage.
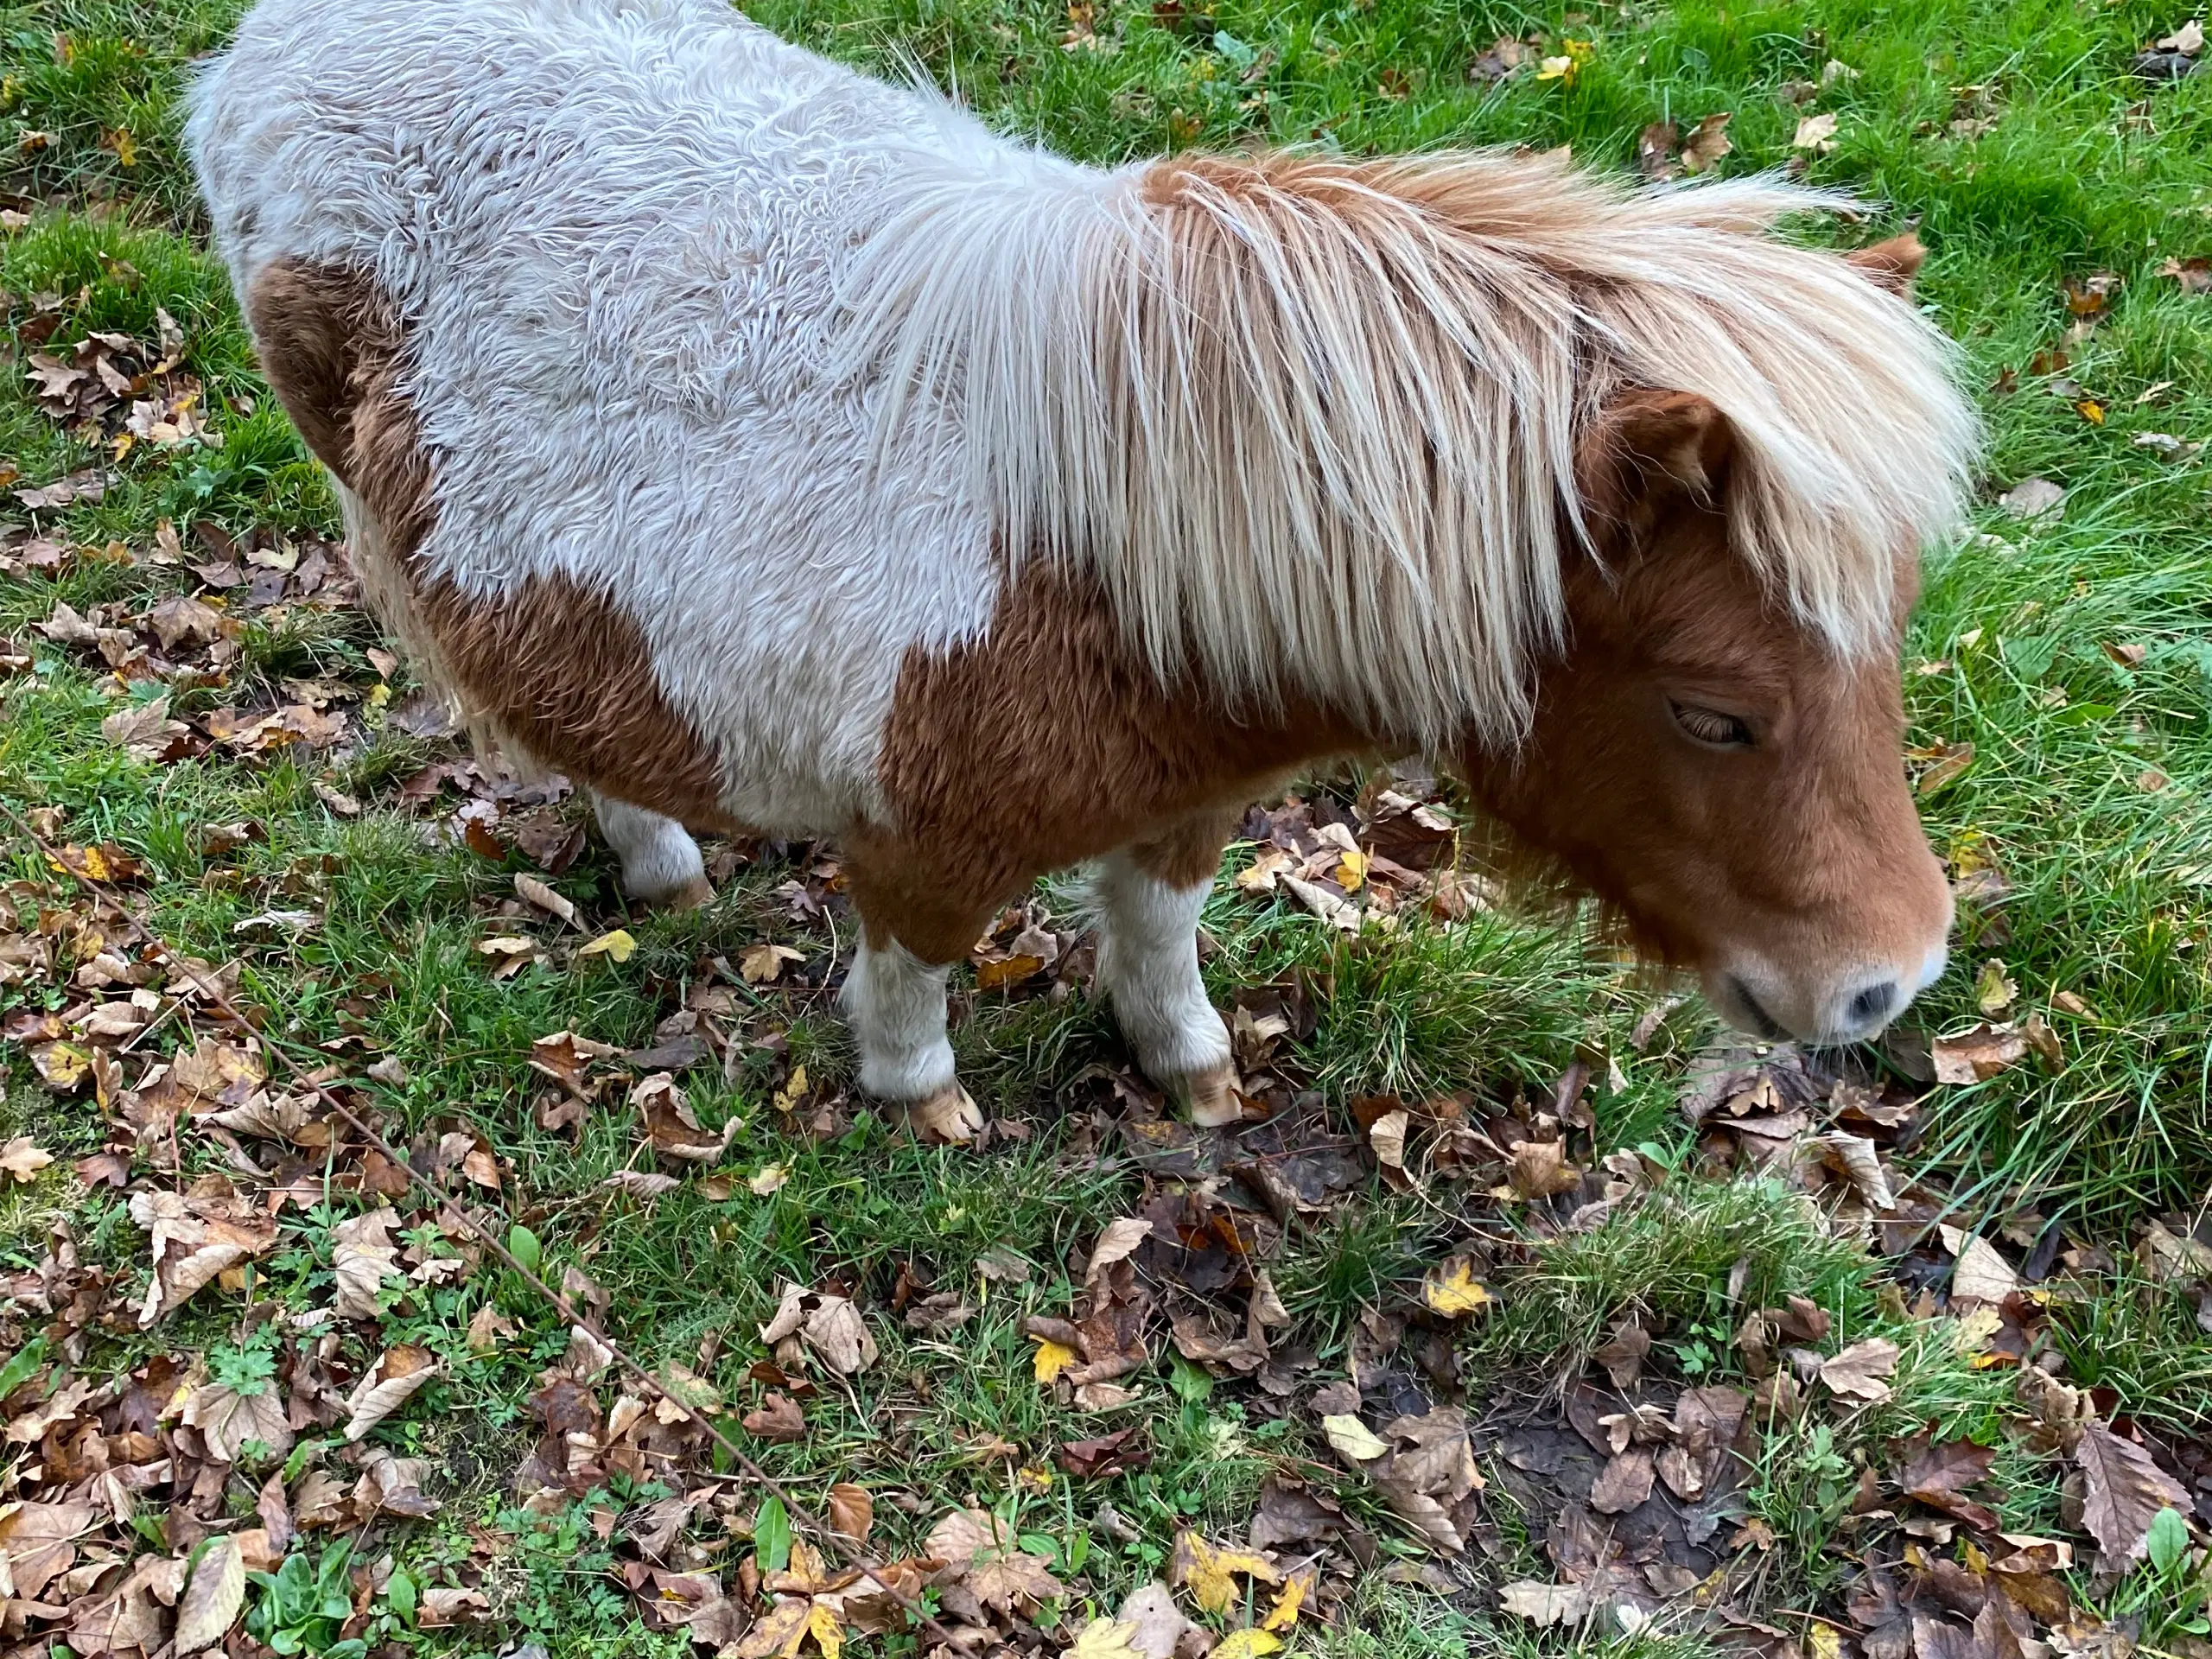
[0,1135,54,1183]
[1421,1255,1491,1317]
[1065,1618,1145,1659]
[969,1547,1065,1614]
[1171,1531,1281,1617]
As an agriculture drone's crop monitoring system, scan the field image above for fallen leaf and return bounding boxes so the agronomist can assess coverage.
[1932,1024,2027,1084]
[740,942,805,983]
[1821,1338,1901,1402]
[332,1206,402,1319]
[2075,1421,2191,1564]
[743,1390,806,1442]
[827,1482,873,1543]
[1591,1448,1656,1514]
[344,1344,439,1440]
[174,1533,245,1652]
[1681,111,1732,173]
[0,1135,54,1183]
[1793,111,1839,150]
[1171,1531,1281,1617]
[577,926,635,962]
[1421,1255,1492,1318]
[1997,477,2066,521]
[1210,1633,1283,1659]
[1943,1229,2020,1304]
[514,874,575,926]
[1507,1138,1581,1199]
[1323,1414,1390,1462]
[1497,1579,1599,1625]
[1115,1582,1195,1659]
[1065,1618,1147,1659]
[1034,1338,1079,1384]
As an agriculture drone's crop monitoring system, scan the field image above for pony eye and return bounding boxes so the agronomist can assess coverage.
[1669,701,1755,748]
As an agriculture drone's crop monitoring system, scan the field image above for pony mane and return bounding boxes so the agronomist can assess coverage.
[843,145,1979,747]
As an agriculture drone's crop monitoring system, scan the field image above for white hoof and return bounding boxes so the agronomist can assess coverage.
[905,1084,983,1146]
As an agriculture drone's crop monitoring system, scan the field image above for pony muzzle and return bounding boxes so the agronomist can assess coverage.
[1708,939,1950,1047]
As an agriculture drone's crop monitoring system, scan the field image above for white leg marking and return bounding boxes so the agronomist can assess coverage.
[840,936,959,1102]
[1092,850,1232,1085]
[594,795,710,907]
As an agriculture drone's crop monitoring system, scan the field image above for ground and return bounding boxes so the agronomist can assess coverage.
[0,0,2209,1656]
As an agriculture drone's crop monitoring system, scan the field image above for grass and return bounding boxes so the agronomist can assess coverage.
[2,0,2209,1652]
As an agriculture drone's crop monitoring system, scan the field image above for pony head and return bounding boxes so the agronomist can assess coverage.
[1464,360,1954,1046]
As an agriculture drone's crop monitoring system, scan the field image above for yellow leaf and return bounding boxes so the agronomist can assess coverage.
[750,1162,791,1196]
[805,1600,842,1659]
[1065,1619,1145,1659]
[1322,1414,1389,1461]
[1808,1624,1844,1659]
[1334,849,1368,892]
[1173,1532,1281,1617]
[2075,399,2105,425]
[772,1063,810,1115]
[1262,1571,1309,1632]
[1212,1634,1283,1659]
[577,927,635,962]
[1422,1255,1493,1319]
[1535,54,1573,79]
[1033,1338,1078,1384]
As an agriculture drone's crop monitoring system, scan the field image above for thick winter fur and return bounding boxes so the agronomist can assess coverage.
[189,0,1974,1102]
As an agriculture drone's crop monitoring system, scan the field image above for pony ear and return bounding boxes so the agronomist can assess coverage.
[1578,387,1735,528]
[1846,234,1926,297]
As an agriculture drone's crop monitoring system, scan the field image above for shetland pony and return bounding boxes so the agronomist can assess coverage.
[188,0,1975,1138]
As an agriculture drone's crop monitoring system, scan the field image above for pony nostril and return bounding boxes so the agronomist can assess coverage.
[1847,981,1899,1027]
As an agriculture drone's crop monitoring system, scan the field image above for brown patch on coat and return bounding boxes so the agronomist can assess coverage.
[856,563,1363,963]
[244,258,728,825]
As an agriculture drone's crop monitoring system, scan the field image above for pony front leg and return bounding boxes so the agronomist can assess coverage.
[1094,824,1239,1125]
[838,934,981,1141]
[838,843,995,1143]
[594,795,714,910]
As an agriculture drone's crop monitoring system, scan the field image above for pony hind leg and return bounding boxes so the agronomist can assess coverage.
[594,795,714,910]
[1094,815,1240,1125]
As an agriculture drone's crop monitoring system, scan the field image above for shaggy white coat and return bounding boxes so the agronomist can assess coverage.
[188,0,1977,818]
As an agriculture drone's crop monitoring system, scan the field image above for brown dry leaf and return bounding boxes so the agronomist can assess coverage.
[128,1178,279,1326]
[1368,1108,1409,1173]
[1820,1337,1901,1402]
[1942,1228,2020,1304]
[344,1344,439,1440]
[1590,1448,1656,1514]
[1497,1579,1601,1625]
[1931,1024,2027,1084]
[1506,1138,1581,1199]
[1114,1582,1195,1659]
[827,1482,873,1543]
[743,1389,806,1442]
[466,1302,518,1352]
[632,1071,738,1162]
[332,1205,402,1319]
[1680,111,1732,173]
[739,942,805,984]
[1792,111,1839,150]
[181,1379,294,1463]
[102,692,191,761]
[1897,1434,1999,1530]
[2075,1421,2191,1564]
[514,873,575,926]
[1086,1216,1154,1286]
[174,1532,245,1652]
[0,1135,54,1183]
[969,1548,1065,1614]
[1592,1315,1650,1389]
[1821,1132,1894,1211]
